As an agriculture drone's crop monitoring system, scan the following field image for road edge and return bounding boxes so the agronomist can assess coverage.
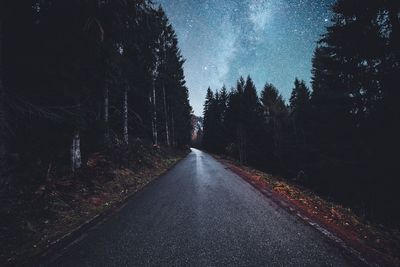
[25,152,189,266]
[212,154,394,267]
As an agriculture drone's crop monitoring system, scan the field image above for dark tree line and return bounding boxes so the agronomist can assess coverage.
[0,1,192,190]
[203,0,400,225]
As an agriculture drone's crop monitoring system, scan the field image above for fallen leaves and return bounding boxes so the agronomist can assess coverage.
[0,148,186,265]
[219,157,400,266]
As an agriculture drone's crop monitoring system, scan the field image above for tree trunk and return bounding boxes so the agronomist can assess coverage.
[237,124,246,164]
[160,35,169,147]
[162,84,170,146]
[171,111,176,147]
[0,20,5,159]
[104,86,109,145]
[123,86,129,145]
[273,118,284,169]
[71,129,82,173]
[241,125,247,164]
[152,80,158,145]
[71,96,82,173]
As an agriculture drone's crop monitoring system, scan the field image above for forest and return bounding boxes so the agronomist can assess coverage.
[201,0,400,225]
[0,0,192,194]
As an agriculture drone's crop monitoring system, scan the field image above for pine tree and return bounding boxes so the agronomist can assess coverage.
[261,83,287,120]
[290,78,311,143]
[202,88,215,151]
[219,85,228,118]
[260,83,288,169]
[147,6,192,148]
[309,0,400,221]
[290,79,310,114]
[229,77,246,163]
[0,18,5,159]
[243,76,259,113]
[1,0,192,186]
[242,76,264,165]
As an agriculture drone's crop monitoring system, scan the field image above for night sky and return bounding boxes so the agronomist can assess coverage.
[156,0,335,115]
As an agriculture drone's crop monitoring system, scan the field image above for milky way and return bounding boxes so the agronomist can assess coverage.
[156,0,335,115]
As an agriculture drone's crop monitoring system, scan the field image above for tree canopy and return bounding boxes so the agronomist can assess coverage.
[201,0,400,225]
[0,0,192,189]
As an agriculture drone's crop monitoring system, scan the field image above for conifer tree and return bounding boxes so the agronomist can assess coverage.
[0,18,4,159]
[309,0,400,220]
[260,83,288,169]
[290,78,311,143]
[202,88,215,151]
[1,0,193,187]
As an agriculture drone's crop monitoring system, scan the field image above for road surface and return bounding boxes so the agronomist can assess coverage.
[49,148,353,266]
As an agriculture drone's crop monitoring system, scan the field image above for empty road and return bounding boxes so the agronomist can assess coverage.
[49,148,353,266]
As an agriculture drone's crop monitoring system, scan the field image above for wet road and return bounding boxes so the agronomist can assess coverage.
[49,148,352,266]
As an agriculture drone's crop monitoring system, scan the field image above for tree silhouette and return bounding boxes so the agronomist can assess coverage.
[1,0,193,189]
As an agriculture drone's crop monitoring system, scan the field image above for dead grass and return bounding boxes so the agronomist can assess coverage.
[0,147,186,265]
[217,156,400,266]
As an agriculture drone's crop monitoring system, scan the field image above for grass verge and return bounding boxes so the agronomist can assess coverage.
[215,155,400,267]
[0,144,188,266]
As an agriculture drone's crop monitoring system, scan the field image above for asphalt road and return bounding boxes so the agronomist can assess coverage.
[49,148,353,267]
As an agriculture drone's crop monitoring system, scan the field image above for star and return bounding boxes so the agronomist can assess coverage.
[157,0,336,115]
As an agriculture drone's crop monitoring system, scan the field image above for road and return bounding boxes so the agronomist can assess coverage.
[49,148,353,267]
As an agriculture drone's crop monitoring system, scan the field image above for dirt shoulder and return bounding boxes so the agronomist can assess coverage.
[0,147,188,266]
[215,156,400,267]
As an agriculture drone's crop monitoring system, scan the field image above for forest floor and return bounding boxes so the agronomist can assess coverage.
[0,144,188,266]
[215,155,400,267]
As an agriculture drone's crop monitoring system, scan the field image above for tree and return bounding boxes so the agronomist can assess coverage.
[158,7,171,147]
[223,77,247,163]
[198,0,400,225]
[1,0,192,190]
[290,79,310,115]
[0,18,5,160]
[202,88,215,151]
[145,6,193,148]
[219,85,228,119]
[243,76,259,113]
[260,83,288,170]
[160,25,192,147]
[289,78,311,143]
[242,76,264,166]
[309,0,400,222]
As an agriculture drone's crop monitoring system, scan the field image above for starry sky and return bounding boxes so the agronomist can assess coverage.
[156,0,335,116]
